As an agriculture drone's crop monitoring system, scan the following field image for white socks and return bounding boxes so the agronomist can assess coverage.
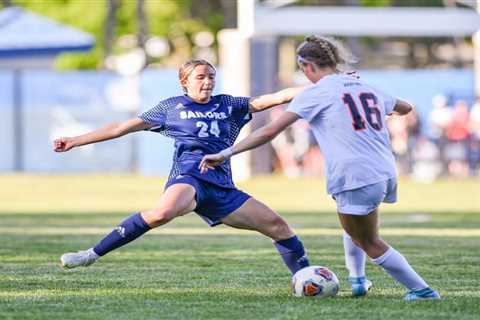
[343,232,366,278]
[372,246,428,291]
[342,232,430,291]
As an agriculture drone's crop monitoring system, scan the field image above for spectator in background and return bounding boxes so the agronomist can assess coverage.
[388,108,421,175]
[468,98,480,176]
[405,110,421,173]
[428,94,451,176]
[270,106,317,177]
[387,115,409,175]
[445,100,470,177]
[411,136,441,182]
[269,106,303,176]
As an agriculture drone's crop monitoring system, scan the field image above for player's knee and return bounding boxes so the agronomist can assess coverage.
[149,207,177,224]
[269,216,293,239]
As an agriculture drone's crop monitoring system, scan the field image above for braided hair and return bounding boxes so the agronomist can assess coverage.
[296,35,357,72]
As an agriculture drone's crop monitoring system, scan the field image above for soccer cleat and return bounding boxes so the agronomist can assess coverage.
[60,248,99,269]
[348,276,373,297]
[403,287,441,301]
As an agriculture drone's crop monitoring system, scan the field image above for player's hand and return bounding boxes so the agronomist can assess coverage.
[53,137,76,152]
[199,153,226,174]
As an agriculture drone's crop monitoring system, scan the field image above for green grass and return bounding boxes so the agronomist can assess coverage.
[0,175,479,319]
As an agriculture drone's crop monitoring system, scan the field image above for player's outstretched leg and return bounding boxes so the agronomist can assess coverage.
[60,183,197,269]
[221,197,310,275]
[61,212,151,269]
[343,232,372,296]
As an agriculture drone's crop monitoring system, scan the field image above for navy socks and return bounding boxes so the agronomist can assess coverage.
[92,213,309,276]
[274,235,310,274]
[93,212,151,256]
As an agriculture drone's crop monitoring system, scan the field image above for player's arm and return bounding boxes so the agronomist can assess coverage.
[390,99,413,116]
[248,86,305,113]
[53,118,154,152]
[199,112,300,172]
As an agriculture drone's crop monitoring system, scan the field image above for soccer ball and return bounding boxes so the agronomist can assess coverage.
[291,266,339,297]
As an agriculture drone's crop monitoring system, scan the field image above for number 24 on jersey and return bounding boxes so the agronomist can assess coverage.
[196,120,221,138]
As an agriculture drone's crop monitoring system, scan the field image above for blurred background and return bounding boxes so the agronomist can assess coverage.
[1,0,480,183]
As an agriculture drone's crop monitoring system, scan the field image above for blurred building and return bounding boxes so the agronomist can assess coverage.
[2,1,480,180]
[0,6,93,171]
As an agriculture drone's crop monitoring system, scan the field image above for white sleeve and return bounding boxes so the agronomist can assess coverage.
[375,88,397,115]
[286,85,332,122]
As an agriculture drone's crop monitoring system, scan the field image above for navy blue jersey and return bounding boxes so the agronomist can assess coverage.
[139,94,252,188]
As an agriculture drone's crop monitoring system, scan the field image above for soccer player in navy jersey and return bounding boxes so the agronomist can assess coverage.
[200,36,440,301]
[54,59,310,276]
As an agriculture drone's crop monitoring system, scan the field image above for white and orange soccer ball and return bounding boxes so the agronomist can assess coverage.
[291,266,339,297]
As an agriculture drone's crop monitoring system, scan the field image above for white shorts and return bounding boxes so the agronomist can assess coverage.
[333,178,397,215]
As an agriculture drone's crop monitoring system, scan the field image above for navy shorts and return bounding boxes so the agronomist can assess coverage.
[165,175,251,226]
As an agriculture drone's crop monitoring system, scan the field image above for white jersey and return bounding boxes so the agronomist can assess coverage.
[287,73,397,194]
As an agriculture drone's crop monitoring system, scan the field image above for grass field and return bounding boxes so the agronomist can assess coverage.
[0,175,479,319]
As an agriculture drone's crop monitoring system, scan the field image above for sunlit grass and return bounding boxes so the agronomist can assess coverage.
[1,174,478,214]
[0,175,479,319]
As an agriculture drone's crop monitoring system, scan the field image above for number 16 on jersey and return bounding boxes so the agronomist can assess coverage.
[343,92,382,131]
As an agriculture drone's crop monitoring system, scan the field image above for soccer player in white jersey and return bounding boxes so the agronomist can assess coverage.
[200,36,440,301]
[54,59,310,276]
